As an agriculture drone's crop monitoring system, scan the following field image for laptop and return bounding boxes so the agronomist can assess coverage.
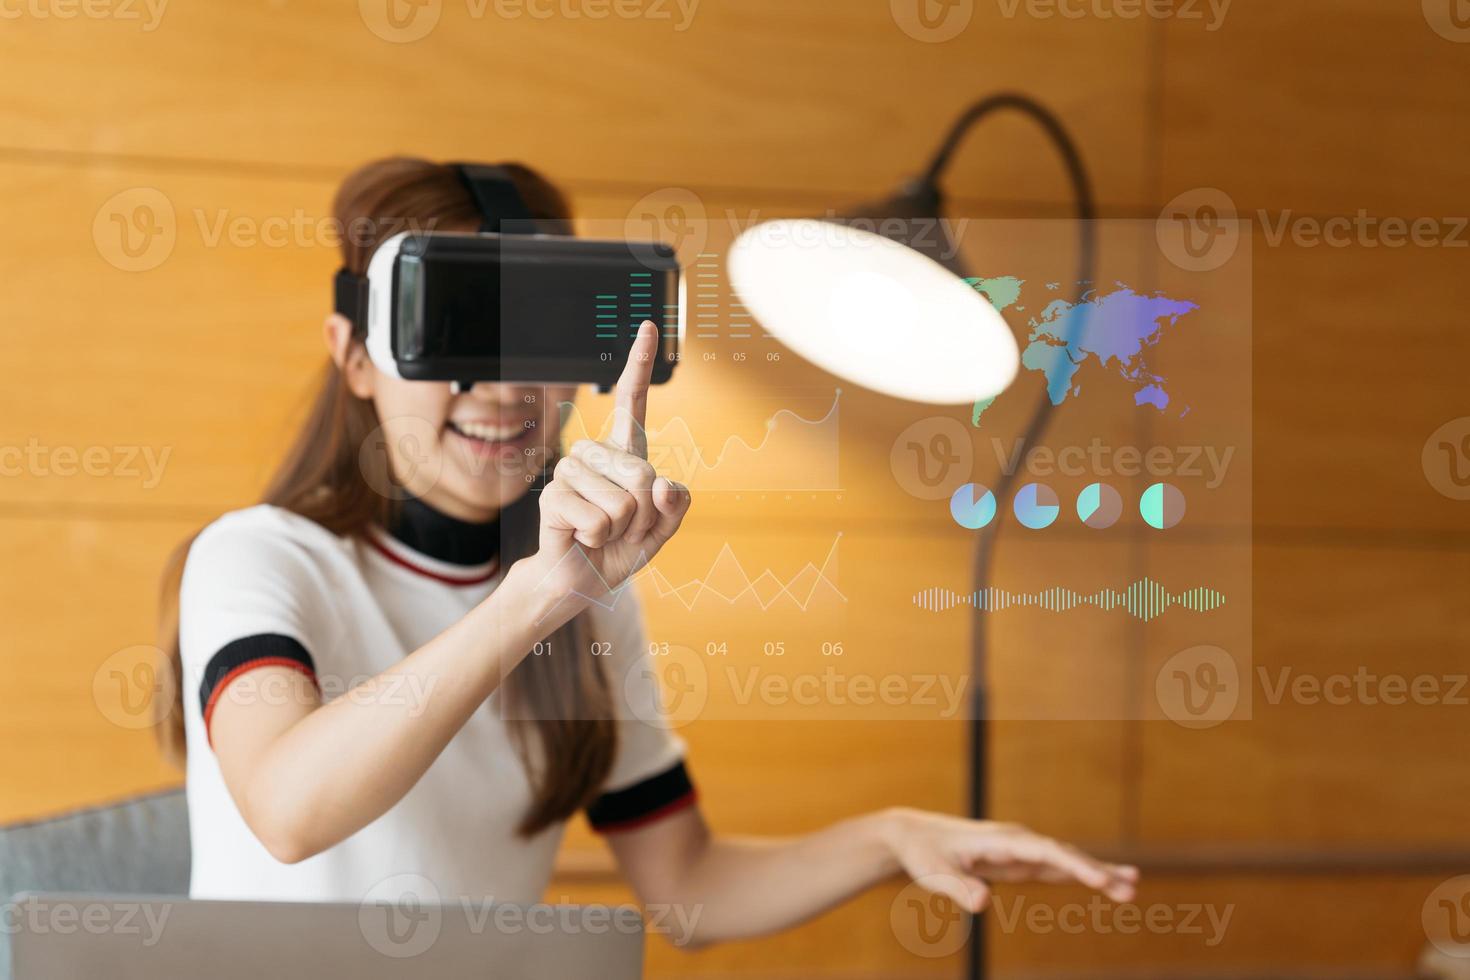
[10,893,643,979]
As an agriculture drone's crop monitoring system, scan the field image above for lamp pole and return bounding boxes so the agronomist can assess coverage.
[907,94,1097,980]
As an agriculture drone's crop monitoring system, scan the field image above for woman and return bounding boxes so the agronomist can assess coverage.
[155,156,1137,947]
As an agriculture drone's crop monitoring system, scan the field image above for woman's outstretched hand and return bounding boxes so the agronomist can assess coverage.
[883,809,1139,912]
[521,320,691,617]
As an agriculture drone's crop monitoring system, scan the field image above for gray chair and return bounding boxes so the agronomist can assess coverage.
[0,789,190,980]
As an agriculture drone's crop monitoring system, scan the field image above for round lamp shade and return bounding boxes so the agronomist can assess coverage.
[728,219,1019,405]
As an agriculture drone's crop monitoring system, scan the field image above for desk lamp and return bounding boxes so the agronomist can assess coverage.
[727,92,1097,980]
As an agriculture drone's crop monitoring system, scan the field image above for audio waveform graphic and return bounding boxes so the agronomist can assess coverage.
[912,578,1225,622]
[558,391,840,491]
[533,536,846,623]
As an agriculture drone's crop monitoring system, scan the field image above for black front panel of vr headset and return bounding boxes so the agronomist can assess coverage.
[392,234,679,386]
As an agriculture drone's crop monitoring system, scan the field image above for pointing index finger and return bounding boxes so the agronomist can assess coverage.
[611,320,657,458]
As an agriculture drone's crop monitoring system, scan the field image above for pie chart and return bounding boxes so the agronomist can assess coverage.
[950,483,997,530]
[1076,482,1123,529]
[1141,482,1187,529]
[1013,482,1060,529]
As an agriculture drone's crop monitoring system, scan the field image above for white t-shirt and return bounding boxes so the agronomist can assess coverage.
[179,503,690,904]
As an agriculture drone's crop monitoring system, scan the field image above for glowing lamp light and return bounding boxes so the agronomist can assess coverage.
[728,219,1018,406]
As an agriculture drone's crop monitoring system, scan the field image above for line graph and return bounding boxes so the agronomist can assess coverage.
[644,535,845,611]
[558,391,841,491]
[531,536,846,623]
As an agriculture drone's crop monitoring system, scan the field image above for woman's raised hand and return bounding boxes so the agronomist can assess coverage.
[526,321,691,612]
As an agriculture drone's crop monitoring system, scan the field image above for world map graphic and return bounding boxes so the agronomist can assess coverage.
[967,277,1200,427]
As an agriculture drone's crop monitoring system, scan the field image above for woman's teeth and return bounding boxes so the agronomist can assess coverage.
[451,421,523,443]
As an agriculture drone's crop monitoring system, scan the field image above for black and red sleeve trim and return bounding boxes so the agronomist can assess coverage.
[586,760,697,834]
[199,633,318,744]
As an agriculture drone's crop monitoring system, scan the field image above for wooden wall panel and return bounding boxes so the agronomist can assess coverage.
[1,2,1466,977]
[0,162,337,513]
[0,0,1155,208]
[1138,541,1470,845]
[548,872,1453,977]
[1160,1,1470,215]
[1251,236,1470,535]
[988,873,1447,976]
[0,517,184,822]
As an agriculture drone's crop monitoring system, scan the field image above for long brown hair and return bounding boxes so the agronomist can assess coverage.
[155,157,616,835]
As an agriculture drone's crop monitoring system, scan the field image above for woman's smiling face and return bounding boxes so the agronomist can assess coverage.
[323,309,575,522]
[369,374,578,522]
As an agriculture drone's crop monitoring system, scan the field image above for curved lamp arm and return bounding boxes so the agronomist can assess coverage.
[915,93,1098,980]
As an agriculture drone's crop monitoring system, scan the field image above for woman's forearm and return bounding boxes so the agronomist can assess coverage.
[238,564,570,862]
[642,811,903,947]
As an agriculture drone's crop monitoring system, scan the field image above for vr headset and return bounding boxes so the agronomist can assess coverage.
[333,164,683,391]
